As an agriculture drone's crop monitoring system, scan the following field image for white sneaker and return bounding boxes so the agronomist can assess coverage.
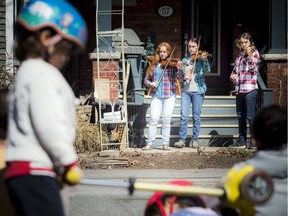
[174,141,185,148]
[142,144,153,150]
[163,144,171,150]
[190,141,199,148]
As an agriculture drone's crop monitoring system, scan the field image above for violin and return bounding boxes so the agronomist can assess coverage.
[243,45,256,57]
[242,45,257,58]
[159,58,181,67]
[249,45,256,52]
[147,56,181,68]
[190,50,212,61]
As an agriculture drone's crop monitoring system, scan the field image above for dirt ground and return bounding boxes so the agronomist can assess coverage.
[78,148,255,170]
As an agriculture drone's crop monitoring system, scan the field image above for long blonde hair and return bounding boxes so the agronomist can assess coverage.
[146,42,172,77]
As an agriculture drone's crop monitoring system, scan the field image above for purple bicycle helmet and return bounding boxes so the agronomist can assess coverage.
[17,0,88,51]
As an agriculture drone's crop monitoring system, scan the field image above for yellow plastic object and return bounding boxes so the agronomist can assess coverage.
[224,165,255,216]
[65,166,82,185]
[224,165,255,203]
[133,182,225,197]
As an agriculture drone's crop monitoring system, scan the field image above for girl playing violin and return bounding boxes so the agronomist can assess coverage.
[229,32,260,149]
[142,42,182,151]
[174,38,211,148]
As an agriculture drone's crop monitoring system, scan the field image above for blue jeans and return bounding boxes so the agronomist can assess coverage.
[179,91,204,143]
[146,95,176,145]
[236,89,258,142]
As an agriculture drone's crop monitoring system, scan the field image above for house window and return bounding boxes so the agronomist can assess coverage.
[192,0,219,74]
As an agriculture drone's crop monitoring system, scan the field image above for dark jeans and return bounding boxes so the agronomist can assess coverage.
[236,89,258,142]
[6,175,64,216]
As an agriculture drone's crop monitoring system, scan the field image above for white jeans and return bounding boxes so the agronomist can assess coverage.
[146,95,176,145]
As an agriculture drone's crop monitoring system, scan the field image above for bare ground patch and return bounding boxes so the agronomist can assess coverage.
[78,148,254,170]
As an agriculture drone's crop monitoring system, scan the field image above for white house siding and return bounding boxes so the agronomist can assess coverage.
[5,0,15,72]
[0,0,5,66]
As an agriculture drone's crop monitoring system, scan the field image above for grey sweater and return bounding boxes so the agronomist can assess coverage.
[233,146,287,216]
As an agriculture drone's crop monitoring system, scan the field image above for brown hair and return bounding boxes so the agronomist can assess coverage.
[252,105,287,150]
[14,24,75,62]
[146,42,172,77]
[234,32,255,51]
[14,24,43,61]
[188,37,200,45]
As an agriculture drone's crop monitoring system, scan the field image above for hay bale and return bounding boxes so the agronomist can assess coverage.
[74,124,108,153]
[74,105,108,153]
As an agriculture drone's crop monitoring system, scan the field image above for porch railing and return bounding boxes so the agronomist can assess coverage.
[256,73,273,109]
[257,61,273,109]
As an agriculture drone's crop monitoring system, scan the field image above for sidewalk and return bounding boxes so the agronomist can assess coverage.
[70,168,229,216]
[99,146,224,157]
[82,168,228,187]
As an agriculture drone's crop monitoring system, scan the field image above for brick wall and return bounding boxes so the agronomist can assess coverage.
[266,61,287,110]
[263,54,287,110]
[113,0,182,57]
[90,54,120,103]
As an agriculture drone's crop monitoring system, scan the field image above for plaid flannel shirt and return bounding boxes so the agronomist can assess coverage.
[181,57,211,94]
[144,64,180,98]
[232,50,260,94]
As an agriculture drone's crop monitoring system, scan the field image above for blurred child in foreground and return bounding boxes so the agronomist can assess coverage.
[4,0,88,215]
[223,105,287,215]
[0,89,16,215]
[144,180,219,216]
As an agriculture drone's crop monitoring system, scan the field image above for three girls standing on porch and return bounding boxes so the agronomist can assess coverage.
[143,33,259,150]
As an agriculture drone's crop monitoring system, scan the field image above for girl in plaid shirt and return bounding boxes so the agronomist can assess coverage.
[230,32,260,149]
[142,42,181,150]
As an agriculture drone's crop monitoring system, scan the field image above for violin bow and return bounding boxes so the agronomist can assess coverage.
[191,35,201,74]
[157,45,176,83]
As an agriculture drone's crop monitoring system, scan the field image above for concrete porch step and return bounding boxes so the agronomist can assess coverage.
[139,95,245,148]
